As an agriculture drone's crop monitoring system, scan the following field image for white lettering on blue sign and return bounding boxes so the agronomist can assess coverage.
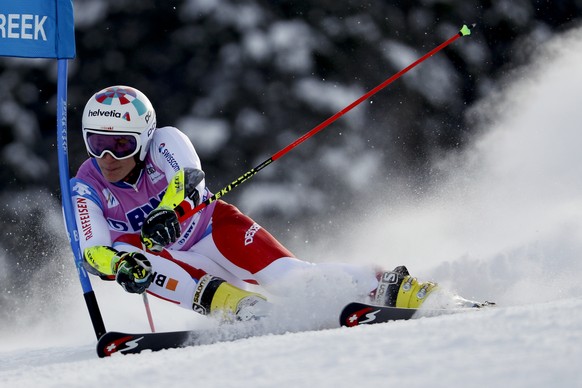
[0,14,47,41]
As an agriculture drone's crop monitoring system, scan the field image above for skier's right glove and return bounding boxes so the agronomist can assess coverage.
[140,168,205,252]
[113,252,153,294]
[141,207,181,252]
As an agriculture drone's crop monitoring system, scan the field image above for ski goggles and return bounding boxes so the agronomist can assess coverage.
[84,129,141,160]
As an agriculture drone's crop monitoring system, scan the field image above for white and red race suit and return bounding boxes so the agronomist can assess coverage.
[71,126,378,311]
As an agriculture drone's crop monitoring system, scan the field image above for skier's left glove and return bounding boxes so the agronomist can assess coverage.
[113,252,153,294]
[141,207,181,252]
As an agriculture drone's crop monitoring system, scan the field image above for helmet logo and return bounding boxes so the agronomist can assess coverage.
[87,109,121,118]
[95,87,148,116]
[122,112,131,121]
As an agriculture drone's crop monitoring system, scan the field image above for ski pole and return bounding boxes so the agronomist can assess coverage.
[172,24,474,224]
[142,293,156,332]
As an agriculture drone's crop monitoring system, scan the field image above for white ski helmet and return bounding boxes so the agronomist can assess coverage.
[82,85,156,161]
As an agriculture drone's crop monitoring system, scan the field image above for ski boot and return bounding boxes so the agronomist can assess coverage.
[192,274,270,321]
[373,266,438,308]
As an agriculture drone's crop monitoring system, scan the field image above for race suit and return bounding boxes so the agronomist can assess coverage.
[71,126,378,311]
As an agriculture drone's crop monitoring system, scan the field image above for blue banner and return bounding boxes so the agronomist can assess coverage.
[0,0,75,59]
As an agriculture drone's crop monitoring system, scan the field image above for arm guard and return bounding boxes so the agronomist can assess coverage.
[141,168,205,251]
[159,167,205,218]
[83,245,121,278]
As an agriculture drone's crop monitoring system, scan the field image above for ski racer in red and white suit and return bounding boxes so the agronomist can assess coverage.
[71,86,436,320]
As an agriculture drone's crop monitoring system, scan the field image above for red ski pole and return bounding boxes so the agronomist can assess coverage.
[174,24,474,222]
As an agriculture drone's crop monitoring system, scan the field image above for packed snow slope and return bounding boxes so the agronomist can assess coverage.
[1,299,581,388]
[2,26,582,388]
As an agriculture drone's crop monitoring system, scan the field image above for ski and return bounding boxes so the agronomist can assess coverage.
[97,301,493,356]
[339,301,489,327]
[340,303,419,327]
[97,330,198,357]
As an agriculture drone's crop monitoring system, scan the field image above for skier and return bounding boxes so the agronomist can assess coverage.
[71,85,438,321]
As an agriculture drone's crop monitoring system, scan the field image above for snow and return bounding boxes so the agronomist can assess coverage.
[2,23,582,388]
[293,78,366,124]
[270,20,318,73]
[381,39,460,106]
[1,299,581,387]
[1,142,50,180]
[177,116,231,156]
